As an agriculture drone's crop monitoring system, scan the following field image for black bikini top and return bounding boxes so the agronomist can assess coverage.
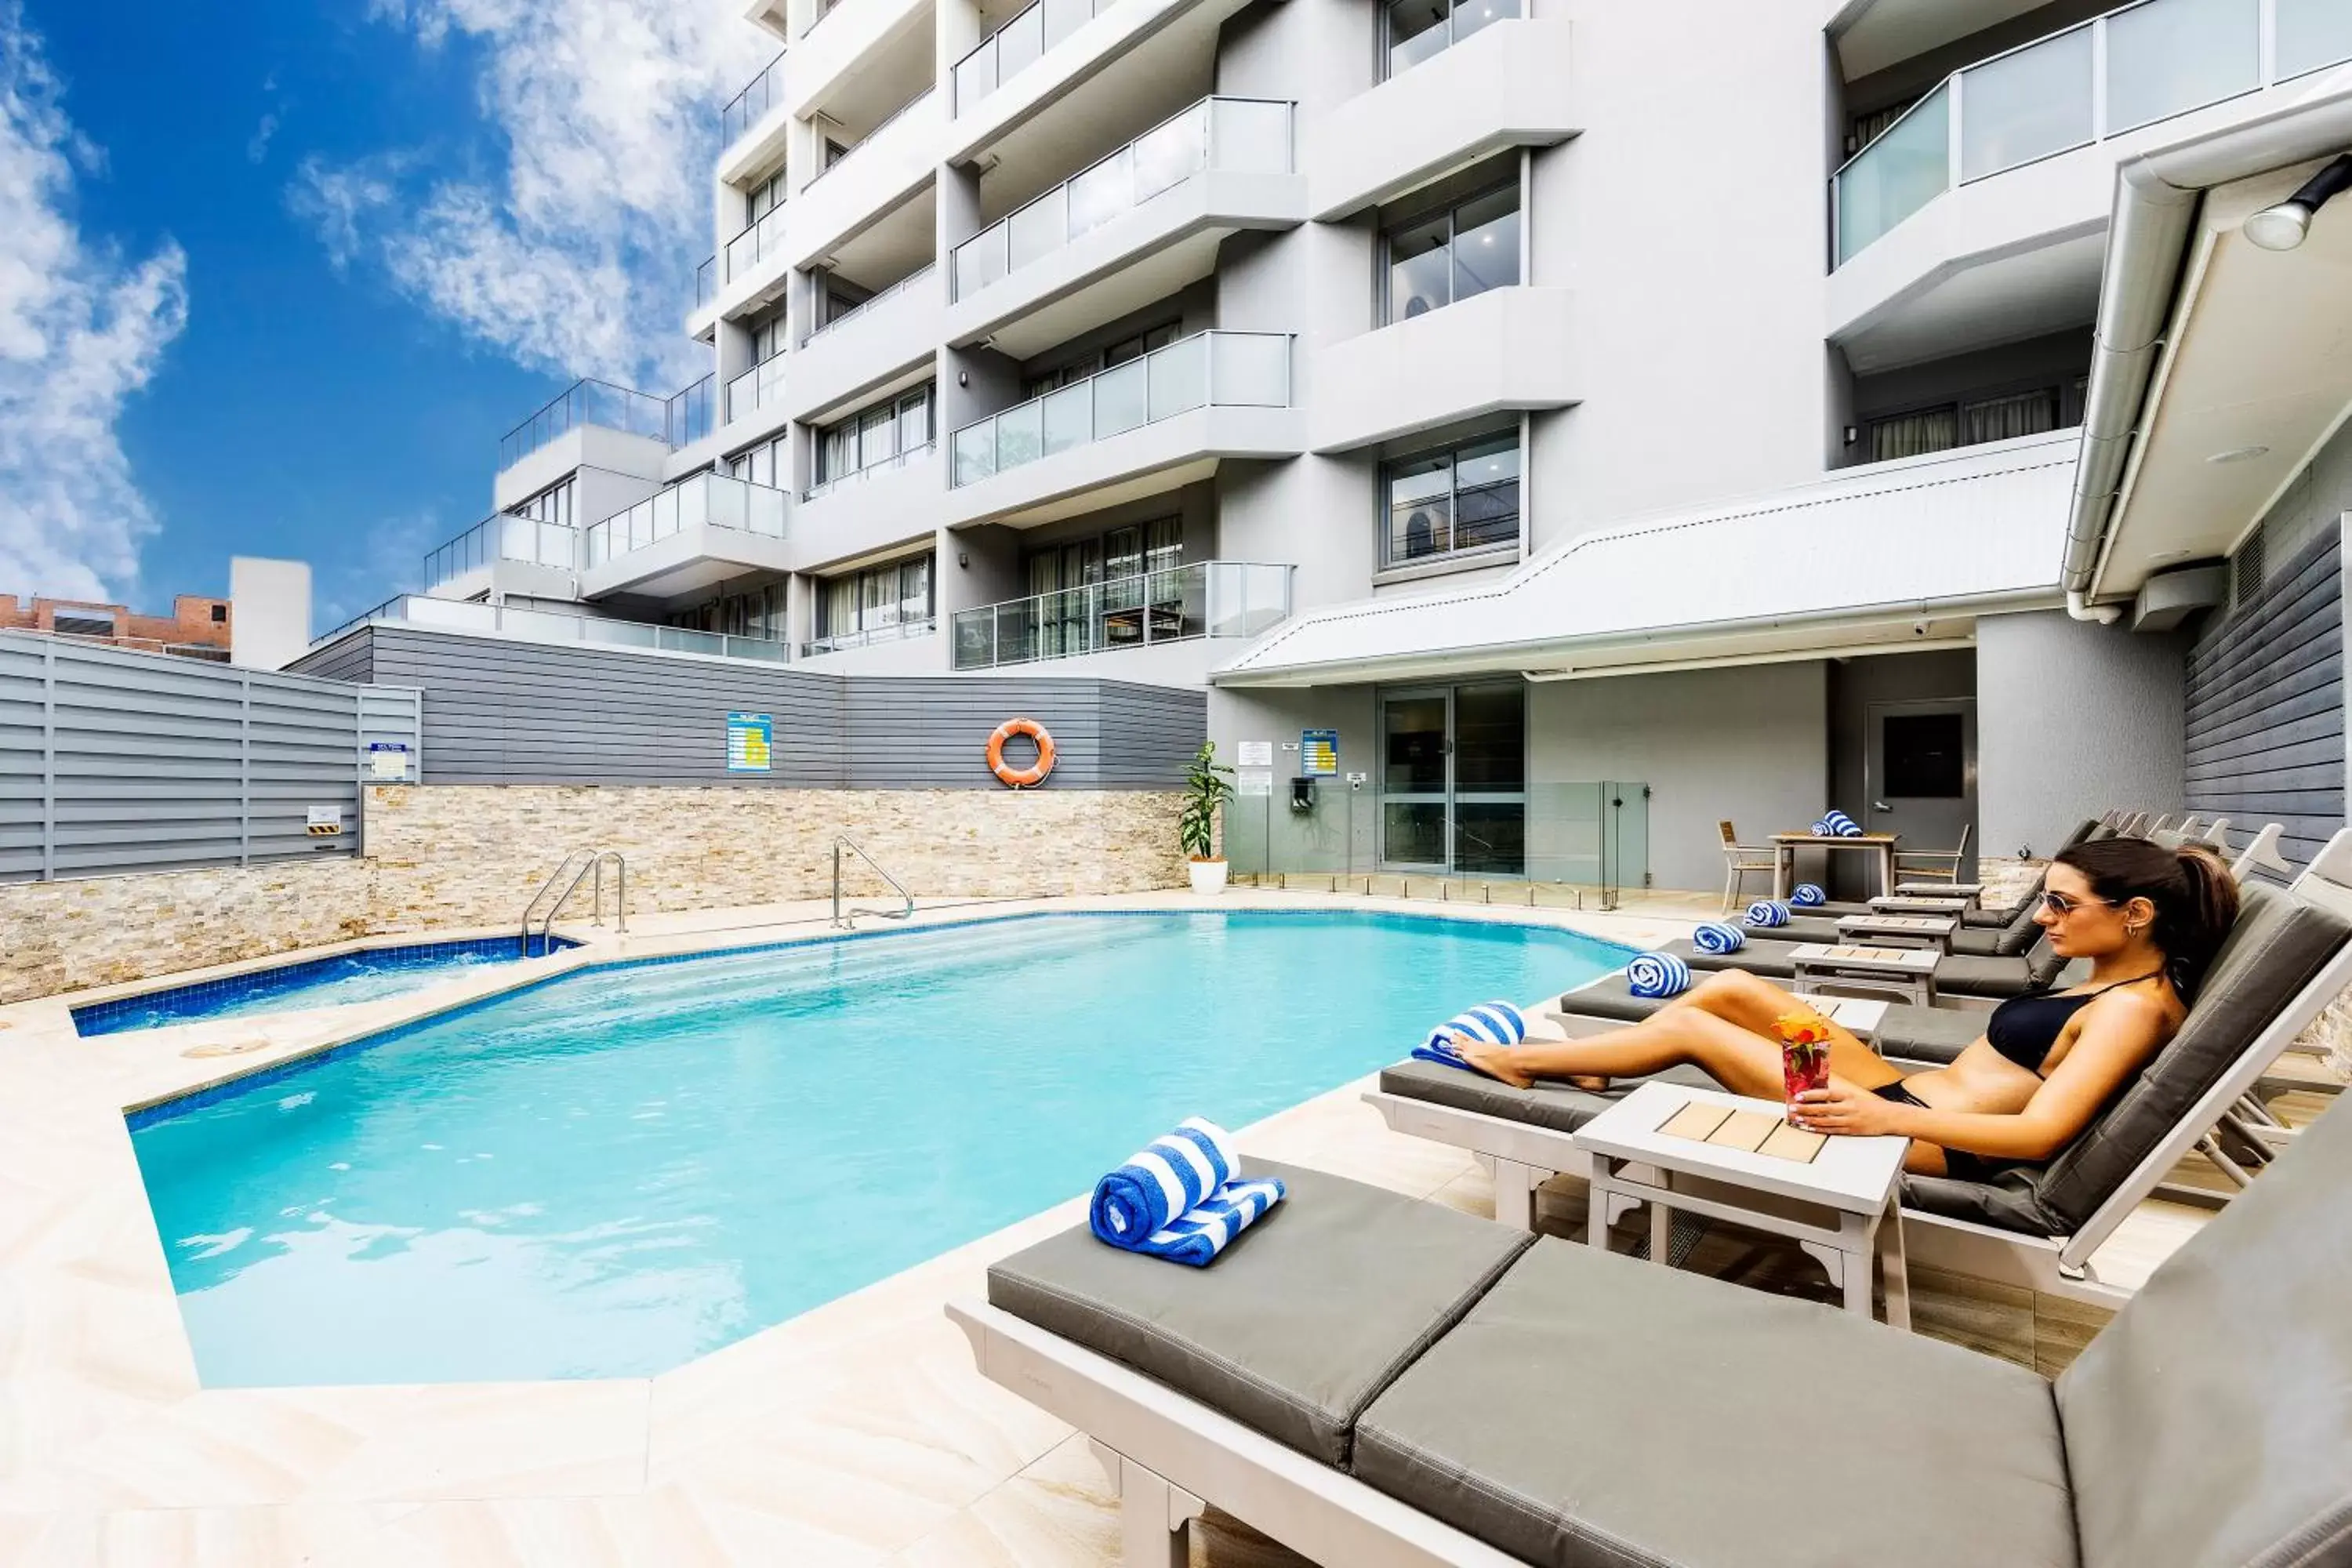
[1984,972,2164,1072]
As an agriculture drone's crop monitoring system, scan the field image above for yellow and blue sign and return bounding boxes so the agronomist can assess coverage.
[1300,729,1338,776]
[727,712,773,773]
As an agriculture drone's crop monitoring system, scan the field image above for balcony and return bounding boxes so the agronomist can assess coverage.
[792,444,942,573]
[790,265,944,421]
[724,355,790,435]
[946,329,1299,525]
[499,379,670,470]
[318,595,789,665]
[1312,286,1577,453]
[577,471,793,601]
[720,203,792,314]
[804,616,939,659]
[787,88,943,269]
[789,0,930,114]
[1306,13,1577,220]
[945,97,1304,355]
[719,52,789,182]
[952,0,1112,116]
[949,561,1291,670]
[422,514,579,597]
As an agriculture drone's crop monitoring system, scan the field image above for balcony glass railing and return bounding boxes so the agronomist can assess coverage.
[666,374,717,449]
[803,615,939,657]
[953,0,1112,114]
[804,441,937,503]
[499,379,673,469]
[721,53,786,147]
[725,203,789,283]
[726,356,789,425]
[952,97,1292,299]
[801,264,936,347]
[423,514,579,590]
[950,561,1292,670]
[1832,0,2352,266]
[581,471,789,569]
[949,330,1290,487]
[319,595,789,664]
[696,256,716,310]
[800,88,935,194]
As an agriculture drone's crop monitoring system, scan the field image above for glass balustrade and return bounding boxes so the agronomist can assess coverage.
[952,98,1292,299]
[726,357,789,424]
[1831,0,2349,267]
[581,472,789,569]
[949,330,1290,487]
[318,595,789,664]
[721,53,786,147]
[499,379,672,469]
[803,441,937,502]
[953,0,1110,114]
[801,264,937,347]
[949,561,1291,670]
[422,514,580,590]
[803,617,939,656]
[724,203,790,283]
[695,256,715,310]
[800,89,935,194]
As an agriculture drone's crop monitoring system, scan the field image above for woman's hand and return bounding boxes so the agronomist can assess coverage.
[1791,1076,1904,1138]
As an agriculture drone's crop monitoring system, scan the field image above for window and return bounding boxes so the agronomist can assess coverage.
[1383,0,1519,78]
[728,435,786,489]
[1845,99,1918,158]
[1022,517,1186,656]
[1022,321,1181,399]
[1863,385,2063,463]
[818,555,935,644]
[515,477,575,528]
[1882,713,1965,798]
[749,306,787,365]
[670,583,786,641]
[209,604,227,623]
[747,169,787,222]
[815,383,935,488]
[1383,183,1519,324]
[1382,428,1520,567]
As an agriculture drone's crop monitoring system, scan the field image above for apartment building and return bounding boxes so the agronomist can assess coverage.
[0,593,231,661]
[327,0,2352,893]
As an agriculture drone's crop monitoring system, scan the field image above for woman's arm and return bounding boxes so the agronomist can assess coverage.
[1795,993,2172,1160]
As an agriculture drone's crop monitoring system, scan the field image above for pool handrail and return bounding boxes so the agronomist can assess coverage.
[833,835,915,928]
[524,848,630,943]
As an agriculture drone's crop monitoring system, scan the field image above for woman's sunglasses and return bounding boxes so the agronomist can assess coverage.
[2039,890,2117,916]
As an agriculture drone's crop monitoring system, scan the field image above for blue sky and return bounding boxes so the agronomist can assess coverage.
[0,1,769,626]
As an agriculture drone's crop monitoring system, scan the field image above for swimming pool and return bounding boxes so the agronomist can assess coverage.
[73,936,576,1037]
[129,910,1630,1386]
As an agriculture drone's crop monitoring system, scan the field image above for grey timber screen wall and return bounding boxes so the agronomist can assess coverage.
[2184,524,2345,868]
[292,626,1204,789]
[0,631,423,884]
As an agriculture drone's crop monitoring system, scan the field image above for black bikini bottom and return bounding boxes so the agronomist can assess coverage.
[1874,1080,1997,1183]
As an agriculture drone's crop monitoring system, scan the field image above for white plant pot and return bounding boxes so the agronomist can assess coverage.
[1188,858,1229,895]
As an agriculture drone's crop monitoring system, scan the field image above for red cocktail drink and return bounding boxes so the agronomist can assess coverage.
[1775,1013,1832,1125]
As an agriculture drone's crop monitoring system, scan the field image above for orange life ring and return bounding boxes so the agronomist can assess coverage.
[987,717,1056,788]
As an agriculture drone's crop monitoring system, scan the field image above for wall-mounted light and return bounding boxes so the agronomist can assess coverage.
[957,551,970,568]
[956,369,969,387]
[2245,155,2352,252]
[1842,425,1859,448]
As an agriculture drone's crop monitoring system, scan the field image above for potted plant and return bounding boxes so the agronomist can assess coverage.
[1179,739,1236,895]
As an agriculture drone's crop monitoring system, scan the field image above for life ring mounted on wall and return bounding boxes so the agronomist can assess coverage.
[987,718,1056,789]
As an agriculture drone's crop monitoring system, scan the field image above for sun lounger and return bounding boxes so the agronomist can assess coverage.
[1547,971,1987,1066]
[953,1076,2352,1568]
[1663,928,2074,998]
[1368,829,2352,1299]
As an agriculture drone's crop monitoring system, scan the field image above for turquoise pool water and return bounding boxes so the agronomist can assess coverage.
[129,911,1630,1386]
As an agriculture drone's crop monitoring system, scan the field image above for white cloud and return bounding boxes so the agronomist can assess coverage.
[299,0,766,390]
[288,154,401,270]
[0,1,188,603]
[246,111,280,164]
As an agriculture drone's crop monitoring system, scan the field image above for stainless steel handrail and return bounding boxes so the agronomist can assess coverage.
[833,835,914,927]
[523,848,629,946]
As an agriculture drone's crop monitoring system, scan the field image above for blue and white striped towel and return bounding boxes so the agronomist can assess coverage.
[1820,810,1863,837]
[1790,883,1827,907]
[1811,818,1834,837]
[1745,898,1791,928]
[1090,1117,1238,1245]
[1626,951,1691,998]
[1121,1176,1287,1266]
[1692,921,1746,953]
[1411,1000,1528,1070]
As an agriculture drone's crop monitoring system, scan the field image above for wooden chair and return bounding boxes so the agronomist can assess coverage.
[1717,820,1775,915]
[1893,822,1970,884]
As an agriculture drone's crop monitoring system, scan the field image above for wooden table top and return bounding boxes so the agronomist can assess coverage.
[1771,832,1900,844]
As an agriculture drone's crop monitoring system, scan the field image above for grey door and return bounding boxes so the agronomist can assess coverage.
[1864,699,1976,879]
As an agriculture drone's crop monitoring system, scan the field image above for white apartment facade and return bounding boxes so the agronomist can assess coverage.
[355,0,2352,893]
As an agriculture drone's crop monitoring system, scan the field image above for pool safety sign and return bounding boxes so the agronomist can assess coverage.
[367,742,412,782]
[306,804,344,837]
[727,712,774,773]
[1300,729,1339,776]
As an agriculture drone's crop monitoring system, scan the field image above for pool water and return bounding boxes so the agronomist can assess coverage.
[129,911,1629,1386]
[74,937,576,1037]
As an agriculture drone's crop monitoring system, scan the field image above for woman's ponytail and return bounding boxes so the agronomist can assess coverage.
[2054,837,2241,998]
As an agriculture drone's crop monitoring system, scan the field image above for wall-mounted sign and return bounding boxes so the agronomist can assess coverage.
[367,742,412,782]
[1236,740,1273,768]
[1300,730,1338,777]
[305,804,344,837]
[1237,769,1274,796]
[727,712,774,773]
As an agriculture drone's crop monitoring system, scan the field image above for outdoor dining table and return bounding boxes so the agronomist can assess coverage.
[1771,831,1900,900]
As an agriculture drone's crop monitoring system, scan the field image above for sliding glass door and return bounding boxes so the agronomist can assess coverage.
[1378,683,1526,874]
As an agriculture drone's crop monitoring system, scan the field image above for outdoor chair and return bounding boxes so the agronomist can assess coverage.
[1366,827,2352,1299]
[1893,822,1971,885]
[1716,819,1776,915]
[953,1069,2352,1568]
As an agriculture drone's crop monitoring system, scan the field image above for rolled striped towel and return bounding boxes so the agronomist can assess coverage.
[1123,1176,1287,1266]
[1810,818,1835,837]
[1692,921,1746,953]
[1626,951,1692,998]
[1091,1117,1237,1246]
[1412,1000,1528,1069]
[1744,898,1791,928]
[1822,810,1863,838]
[1790,883,1827,907]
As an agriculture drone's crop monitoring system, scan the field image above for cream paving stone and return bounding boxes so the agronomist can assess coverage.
[311,1494,746,1568]
[5,1502,422,1568]
[890,1432,1119,1568]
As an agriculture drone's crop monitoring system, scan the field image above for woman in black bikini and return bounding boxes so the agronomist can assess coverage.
[1454,838,2238,1178]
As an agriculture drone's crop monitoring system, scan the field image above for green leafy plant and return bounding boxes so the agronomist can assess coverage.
[1178,740,1236,861]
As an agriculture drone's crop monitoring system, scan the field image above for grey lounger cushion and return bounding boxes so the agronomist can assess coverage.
[1352,1237,2076,1568]
[1379,1058,1719,1138]
[1679,936,2062,999]
[985,1159,1531,1467]
[2055,1075,2352,1568]
[1549,972,1661,1025]
[1870,1004,1983,1065]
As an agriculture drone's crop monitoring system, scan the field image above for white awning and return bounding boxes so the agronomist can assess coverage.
[1214,430,2077,687]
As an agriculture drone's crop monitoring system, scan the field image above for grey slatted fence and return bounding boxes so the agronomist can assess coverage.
[0,630,421,884]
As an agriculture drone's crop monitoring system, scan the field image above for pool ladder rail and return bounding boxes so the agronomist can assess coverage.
[833,835,914,929]
[523,848,629,947]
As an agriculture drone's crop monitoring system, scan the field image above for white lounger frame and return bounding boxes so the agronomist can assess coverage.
[1367,828,2352,1308]
[949,1300,1524,1568]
